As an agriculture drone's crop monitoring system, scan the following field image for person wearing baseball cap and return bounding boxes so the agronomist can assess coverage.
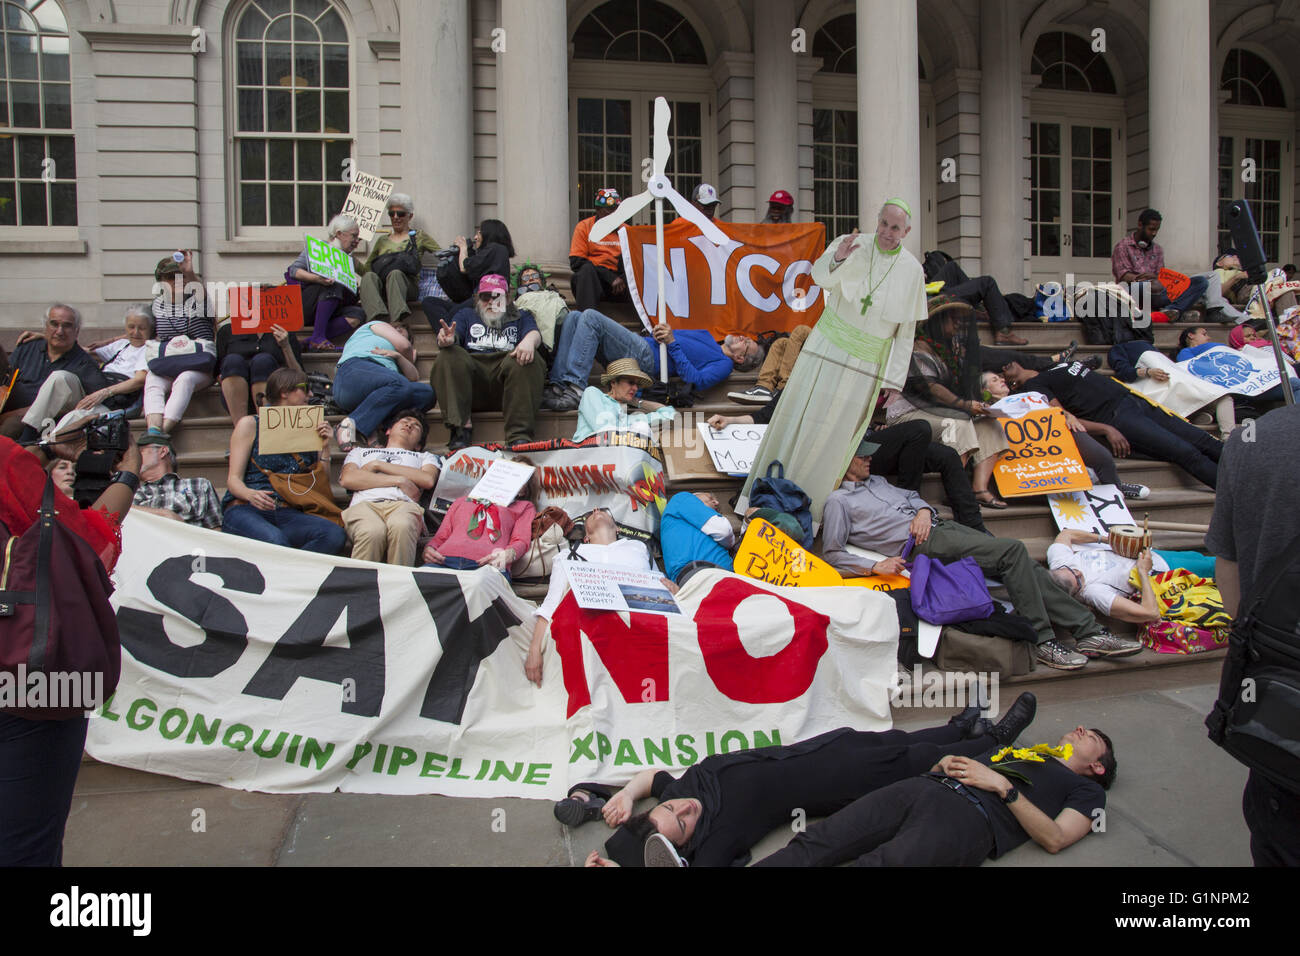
[763,189,794,224]
[691,183,720,220]
[569,186,629,311]
[131,431,224,529]
[430,273,546,449]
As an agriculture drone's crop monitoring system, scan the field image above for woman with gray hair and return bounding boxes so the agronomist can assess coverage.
[286,213,364,352]
[358,193,441,324]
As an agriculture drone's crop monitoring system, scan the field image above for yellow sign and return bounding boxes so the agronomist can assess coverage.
[735,519,910,591]
[992,407,1092,498]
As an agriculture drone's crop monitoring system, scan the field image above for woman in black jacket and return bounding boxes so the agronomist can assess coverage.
[423,219,516,328]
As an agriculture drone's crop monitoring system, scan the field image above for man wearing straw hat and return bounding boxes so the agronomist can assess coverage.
[738,199,927,523]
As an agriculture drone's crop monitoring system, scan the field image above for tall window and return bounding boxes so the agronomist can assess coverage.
[813,108,857,238]
[0,0,75,227]
[1218,50,1288,261]
[233,0,351,229]
[1220,48,1285,108]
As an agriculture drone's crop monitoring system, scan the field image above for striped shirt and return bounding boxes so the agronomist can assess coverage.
[152,292,215,344]
[134,474,223,529]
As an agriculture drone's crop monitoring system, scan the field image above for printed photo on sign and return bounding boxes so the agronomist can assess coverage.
[565,562,682,616]
[697,422,766,476]
[1048,484,1136,535]
[993,407,1092,497]
[468,458,535,506]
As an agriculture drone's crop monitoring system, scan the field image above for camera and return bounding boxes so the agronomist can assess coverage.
[85,410,129,453]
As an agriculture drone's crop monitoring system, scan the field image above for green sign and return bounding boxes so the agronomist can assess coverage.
[305,234,359,292]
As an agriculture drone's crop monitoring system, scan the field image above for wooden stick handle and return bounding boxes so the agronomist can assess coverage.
[1144,520,1210,533]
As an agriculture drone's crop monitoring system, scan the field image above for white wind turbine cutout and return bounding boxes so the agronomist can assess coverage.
[588,96,730,382]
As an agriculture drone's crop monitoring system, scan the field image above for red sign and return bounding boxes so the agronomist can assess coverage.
[1158,268,1190,301]
[228,284,304,335]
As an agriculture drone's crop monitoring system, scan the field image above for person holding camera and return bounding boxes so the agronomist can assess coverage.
[358,194,440,324]
[422,219,517,330]
[0,432,139,865]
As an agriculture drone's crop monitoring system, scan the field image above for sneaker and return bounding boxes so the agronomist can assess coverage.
[1036,639,1087,671]
[447,425,473,451]
[643,832,687,867]
[1076,629,1143,659]
[1118,481,1150,500]
[728,385,773,405]
[548,382,584,412]
[335,417,357,452]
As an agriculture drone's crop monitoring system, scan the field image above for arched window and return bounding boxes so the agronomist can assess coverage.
[572,0,706,64]
[233,0,351,228]
[0,0,75,227]
[812,14,924,77]
[1220,48,1286,107]
[1031,31,1116,94]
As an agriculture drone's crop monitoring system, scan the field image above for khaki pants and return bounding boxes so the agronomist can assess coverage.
[359,270,417,322]
[21,371,86,438]
[757,324,811,392]
[343,498,425,566]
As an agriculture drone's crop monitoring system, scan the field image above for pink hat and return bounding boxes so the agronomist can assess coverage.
[768,189,794,206]
[478,274,509,295]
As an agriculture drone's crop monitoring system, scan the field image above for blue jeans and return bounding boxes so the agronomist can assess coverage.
[333,357,435,438]
[1103,395,1221,488]
[1257,377,1300,403]
[0,713,88,865]
[425,554,511,580]
[1152,275,1210,313]
[548,309,654,388]
[223,503,348,554]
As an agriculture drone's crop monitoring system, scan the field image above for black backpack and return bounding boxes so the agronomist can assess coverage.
[748,462,814,548]
[1206,534,1300,794]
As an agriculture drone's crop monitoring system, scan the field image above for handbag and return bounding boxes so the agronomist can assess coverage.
[511,506,575,579]
[901,535,994,625]
[252,454,344,527]
[371,233,422,283]
[146,335,217,377]
[0,476,120,719]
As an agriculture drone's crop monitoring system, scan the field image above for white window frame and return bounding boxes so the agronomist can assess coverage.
[1218,106,1293,267]
[224,0,358,240]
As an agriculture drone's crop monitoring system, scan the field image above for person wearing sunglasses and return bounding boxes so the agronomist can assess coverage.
[358,194,441,325]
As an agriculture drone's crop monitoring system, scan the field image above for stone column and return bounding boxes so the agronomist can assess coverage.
[401,0,472,243]
[498,0,570,263]
[978,0,1023,288]
[752,0,799,220]
[1149,0,1214,267]
[855,0,921,253]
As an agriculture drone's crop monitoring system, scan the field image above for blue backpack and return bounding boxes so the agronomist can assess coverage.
[749,462,814,548]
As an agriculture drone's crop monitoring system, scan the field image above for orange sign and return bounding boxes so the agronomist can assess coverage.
[228,285,304,335]
[992,407,1093,498]
[1158,268,1190,301]
[620,219,826,339]
[735,518,909,591]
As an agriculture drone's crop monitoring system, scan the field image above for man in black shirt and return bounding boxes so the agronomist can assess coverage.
[756,725,1113,866]
[1002,360,1221,488]
[1,304,109,442]
[576,694,1037,867]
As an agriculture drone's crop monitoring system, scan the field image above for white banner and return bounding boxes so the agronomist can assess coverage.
[1179,344,1290,397]
[433,439,668,536]
[86,514,898,797]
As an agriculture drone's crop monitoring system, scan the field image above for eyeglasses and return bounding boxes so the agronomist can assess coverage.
[389,210,410,218]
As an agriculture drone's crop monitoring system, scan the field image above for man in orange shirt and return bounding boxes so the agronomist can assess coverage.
[570,188,629,311]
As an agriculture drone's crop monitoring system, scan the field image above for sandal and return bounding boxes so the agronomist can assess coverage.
[306,341,342,352]
[335,417,357,453]
[553,787,609,827]
[975,490,1009,509]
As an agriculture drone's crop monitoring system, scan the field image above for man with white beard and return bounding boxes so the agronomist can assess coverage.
[430,274,547,449]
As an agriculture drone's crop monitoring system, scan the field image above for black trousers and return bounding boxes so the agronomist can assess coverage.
[1243,771,1300,866]
[979,346,1053,374]
[868,420,988,533]
[932,261,1016,332]
[1102,395,1221,488]
[571,262,625,312]
[755,775,994,867]
[0,713,89,866]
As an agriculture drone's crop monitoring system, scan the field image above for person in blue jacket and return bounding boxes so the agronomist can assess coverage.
[542,313,764,411]
[661,491,735,585]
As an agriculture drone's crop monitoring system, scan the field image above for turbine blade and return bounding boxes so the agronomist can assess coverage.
[664,188,729,246]
[587,191,653,242]
[652,97,670,179]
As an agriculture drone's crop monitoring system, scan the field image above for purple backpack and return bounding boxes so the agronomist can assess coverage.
[901,536,994,625]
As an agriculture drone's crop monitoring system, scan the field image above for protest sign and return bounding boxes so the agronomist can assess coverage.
[565,562,682,616]
[0,368,17,412]
[228,285,303,335]
[993,407,1092,497]
[339,169,394,241]
[1048,483,1136,535]
[1158,268,1190,301]
[697,422,766,476]
[734,518,909,591]
[87,514,899,795]
[1180,345,1290,397]
[306,235,359,292]
[258,403,325,454]
[468,458,535,506]
[620,219,826,338]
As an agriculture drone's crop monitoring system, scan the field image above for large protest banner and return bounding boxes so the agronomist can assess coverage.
[433,438,668,535]
[86,514,899,796]
[619,219,826,339]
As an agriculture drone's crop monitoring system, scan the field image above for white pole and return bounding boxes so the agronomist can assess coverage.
[655,195,668,383]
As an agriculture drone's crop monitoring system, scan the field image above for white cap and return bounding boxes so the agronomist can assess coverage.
[693,183,719,205]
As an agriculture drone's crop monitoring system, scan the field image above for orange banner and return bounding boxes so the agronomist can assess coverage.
[619,219,826,339]
[992,407,1093,498]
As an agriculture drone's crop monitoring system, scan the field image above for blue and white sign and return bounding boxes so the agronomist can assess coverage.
[1181,345,1287,397]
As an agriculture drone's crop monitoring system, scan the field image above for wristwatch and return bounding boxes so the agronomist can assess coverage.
[1002,785,1020,805]
[110,470,141,494]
